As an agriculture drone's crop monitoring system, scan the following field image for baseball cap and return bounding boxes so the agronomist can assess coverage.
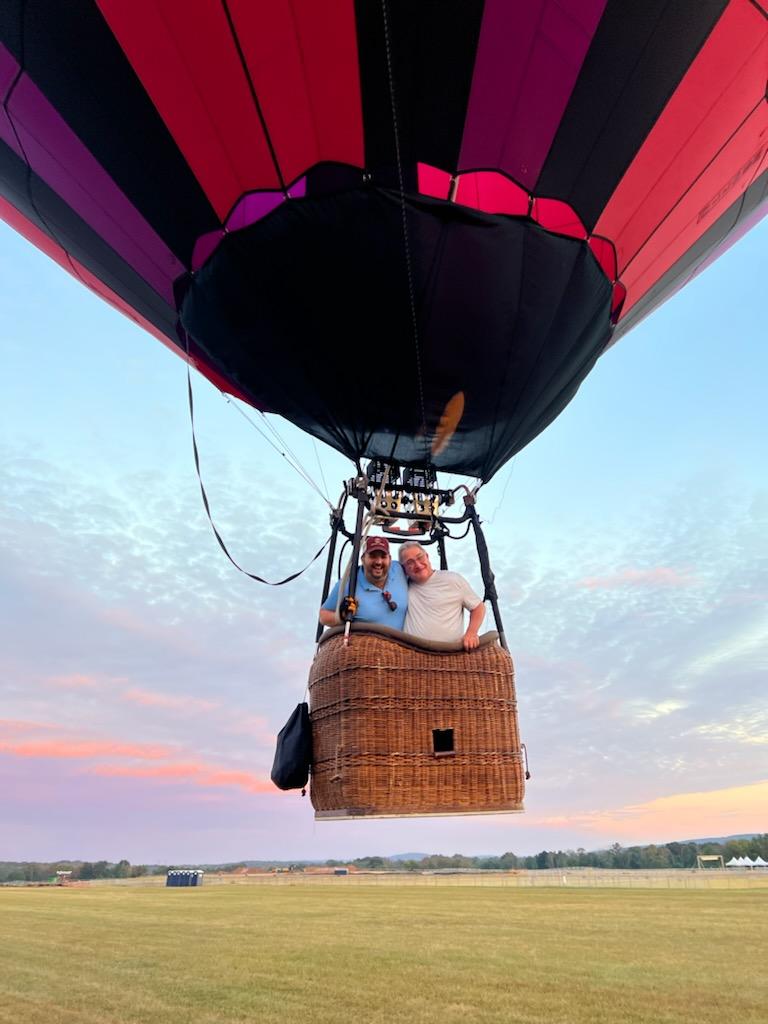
[364,536,390,555]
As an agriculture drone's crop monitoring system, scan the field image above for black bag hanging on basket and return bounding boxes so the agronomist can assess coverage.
[271,703,312,791]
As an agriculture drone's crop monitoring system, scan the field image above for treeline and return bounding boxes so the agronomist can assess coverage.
[326,835,768,872]
[0,860,165,883]
[0,860,271,882]
[4,837,766,881]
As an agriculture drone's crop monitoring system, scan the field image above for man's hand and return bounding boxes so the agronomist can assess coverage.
[462,629,480,651]
[339,596,359,622]
[463,602,485,650]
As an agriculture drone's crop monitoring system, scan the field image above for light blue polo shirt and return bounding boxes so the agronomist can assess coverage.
[322,561,408,630]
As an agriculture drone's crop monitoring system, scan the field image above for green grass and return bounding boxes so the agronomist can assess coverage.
[1,885,765,1024]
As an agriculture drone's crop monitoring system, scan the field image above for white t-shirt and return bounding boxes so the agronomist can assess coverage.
[404,570,482,643]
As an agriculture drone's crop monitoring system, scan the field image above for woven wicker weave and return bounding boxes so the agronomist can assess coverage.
[309,625,524,818]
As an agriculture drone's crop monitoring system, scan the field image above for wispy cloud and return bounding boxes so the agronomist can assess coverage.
[47,673,121,690]
[578,567,697,590]
[121,688,219,714]
[685,615,768,677]
[624,698,689,722]
[691,710,768,747]
[91,760,273,794]
[0,718,62,735]
[1,715,273,807]
[0,738,173,760]
[537,779,768,841]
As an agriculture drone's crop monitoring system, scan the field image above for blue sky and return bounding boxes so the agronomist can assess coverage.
[1,216,766,864]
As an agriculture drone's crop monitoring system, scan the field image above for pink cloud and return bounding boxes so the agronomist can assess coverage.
[225,714,275,742]
[0,719,272,798]
[97,605,203,656]
[578,567,697,590]
[0,739,173,760]
[534,779,768,841]
[121,687,218,713]
[0,719,62,736]
[93,760,273,794]
[47,671,125,688]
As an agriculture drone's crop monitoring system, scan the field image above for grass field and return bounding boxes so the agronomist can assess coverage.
[1,884,766,1024]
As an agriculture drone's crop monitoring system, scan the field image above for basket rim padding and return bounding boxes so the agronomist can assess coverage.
[318,622,500,654]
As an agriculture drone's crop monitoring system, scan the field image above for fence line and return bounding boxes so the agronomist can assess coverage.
[36,869,768,892]
[200,869,768,891]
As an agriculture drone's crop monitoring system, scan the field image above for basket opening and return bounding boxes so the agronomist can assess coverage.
[432,728,455,756]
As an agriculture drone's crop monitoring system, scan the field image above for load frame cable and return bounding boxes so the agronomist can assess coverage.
[222,393,333,509]
[311,437,331,503]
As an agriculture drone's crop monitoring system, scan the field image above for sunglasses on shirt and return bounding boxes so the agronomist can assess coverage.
[382,590,398,612]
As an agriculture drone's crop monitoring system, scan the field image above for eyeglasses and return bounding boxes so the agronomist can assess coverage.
[382,590,398,612]
[403,554,427,570]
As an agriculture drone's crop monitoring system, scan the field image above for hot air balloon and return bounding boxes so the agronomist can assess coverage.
[2,0,766,817]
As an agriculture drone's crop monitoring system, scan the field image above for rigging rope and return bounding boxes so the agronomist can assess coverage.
[381,0,431,466]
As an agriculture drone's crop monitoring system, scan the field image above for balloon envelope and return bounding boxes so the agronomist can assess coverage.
[1,0,766,479]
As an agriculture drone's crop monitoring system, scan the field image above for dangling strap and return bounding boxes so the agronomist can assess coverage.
[186,359,331,585]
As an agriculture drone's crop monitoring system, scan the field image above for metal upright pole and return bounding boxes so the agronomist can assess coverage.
[436,527,448,570]
[346,476,367,600]
[343,475,368,643]
[464,496,508,651]
[315,503,344,643]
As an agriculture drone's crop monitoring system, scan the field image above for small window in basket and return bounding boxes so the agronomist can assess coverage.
[432,728,455,756]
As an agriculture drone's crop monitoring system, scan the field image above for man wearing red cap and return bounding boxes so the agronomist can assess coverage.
[318,536,408,630]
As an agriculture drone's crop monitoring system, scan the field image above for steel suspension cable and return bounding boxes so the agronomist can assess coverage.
[221,393,333,509]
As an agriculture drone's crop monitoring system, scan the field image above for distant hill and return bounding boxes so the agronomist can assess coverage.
[388,852,430,862]
[680,834,759,845]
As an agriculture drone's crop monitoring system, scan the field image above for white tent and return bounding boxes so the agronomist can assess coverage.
[726,857,741,867]
[753,856,767,868]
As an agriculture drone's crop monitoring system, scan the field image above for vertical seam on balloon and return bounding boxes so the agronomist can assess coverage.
[220,0,288,197]
[493,1,547,174]
[381,0,430,465]
[286,0,322,168]
[4,2,91,293]
[617,99,766,280]
[149,2,247,214]
[511,307,610,472]
[481,221,527,481]
[605,33,767,247]
[681,151,767,292]
[616,151,767,331]
[489,241,603,480]
[548,2,676,219]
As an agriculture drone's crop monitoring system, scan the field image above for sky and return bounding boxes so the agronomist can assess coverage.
[1,216,766,865]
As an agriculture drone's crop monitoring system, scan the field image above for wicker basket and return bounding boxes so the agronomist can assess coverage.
[309,624,524,819]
